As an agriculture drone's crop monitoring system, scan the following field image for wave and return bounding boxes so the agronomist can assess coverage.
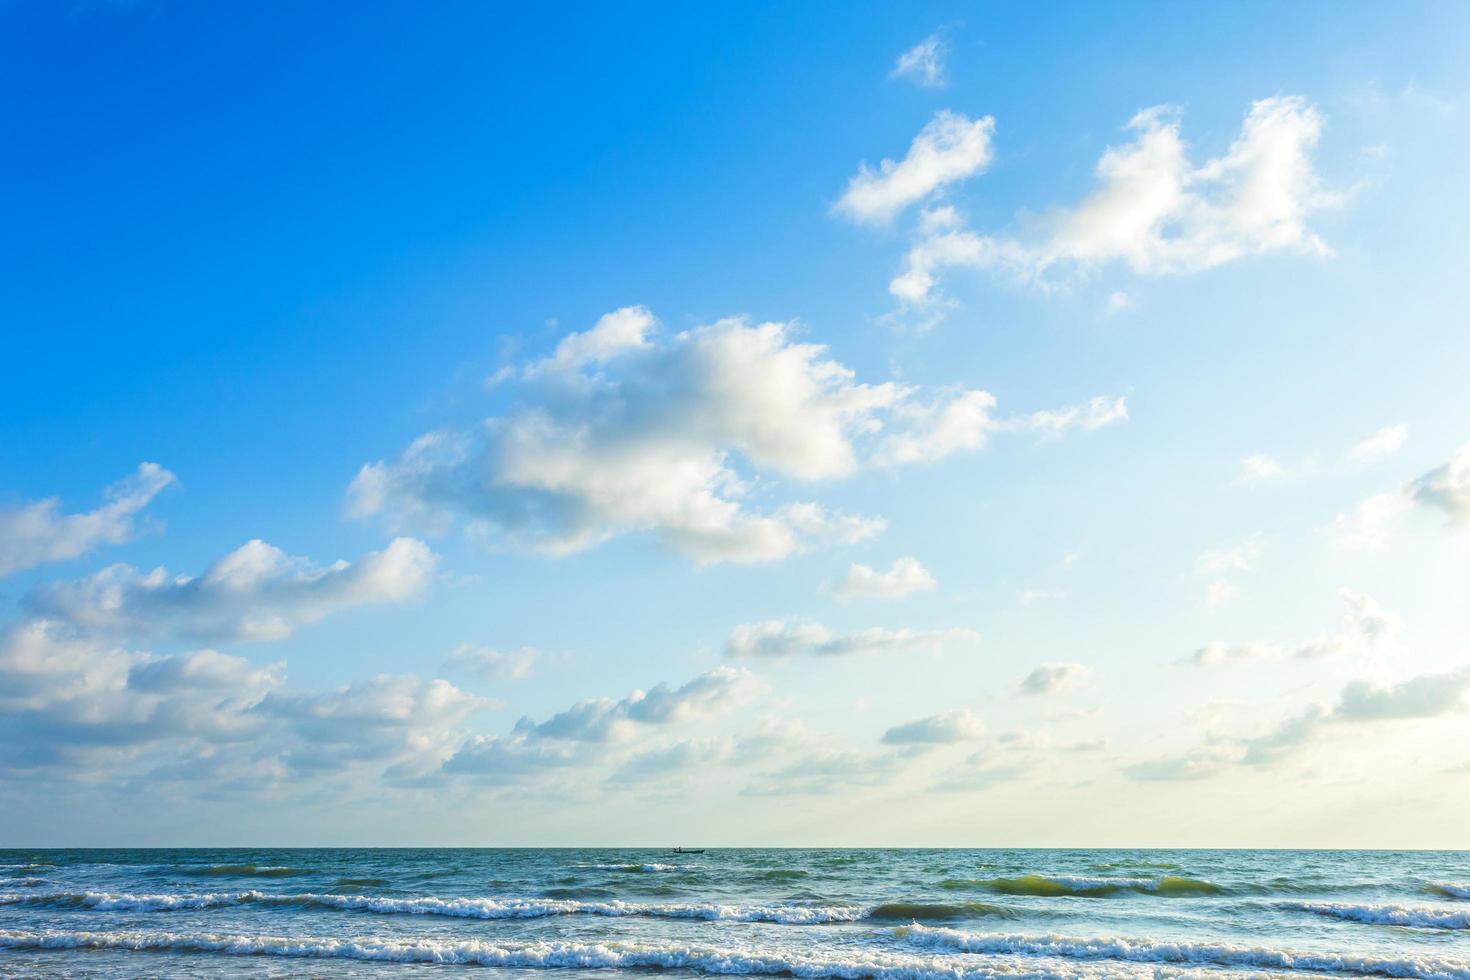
[0,927,1346,980]
[576,862,698,873]
[1434,884,1470,901]
[331,877,390,888]
[869,902,1016,921]
[894,924,1470,980]
[965,874,1221,898]
[1281,901,1470,930]
[0,890,866,924]
[184,864,314,878]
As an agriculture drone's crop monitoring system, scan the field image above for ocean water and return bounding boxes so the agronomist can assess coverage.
[1,849,1468,979]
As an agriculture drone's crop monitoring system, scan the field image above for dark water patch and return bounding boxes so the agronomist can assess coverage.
[541,887,617,900]
[331,877,390,889]
[185,865,315,878]
[754,869,808,881]
[868,901,1015,921]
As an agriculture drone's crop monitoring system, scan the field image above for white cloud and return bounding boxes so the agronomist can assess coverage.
[1018,662,1088,695]
[0,463,175,578]
[834,111,995,225]
[445,645,544,680]
[881,708,984,745]
[725,619,978,658]
[831,556,936,600]
[1205,581,1237,608]
[1407,446,1470,525]
[1350,424,1408,463]
[0,616,484,787]
[523,305,656,378]
[1189,587,1399,667]
[23,537,435,644]
[351,311,1121,564]
[889,33,948,88]
[1237,453,1287,483]
[1332,492,1412,551]
[1196,537,1263,575]
[1019,589,1066,605]
[1241,666,1470,766]
[511,666,764,743]
[890,96,1334,303]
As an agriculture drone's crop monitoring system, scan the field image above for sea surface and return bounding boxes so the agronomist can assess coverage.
[1,848,1468,979]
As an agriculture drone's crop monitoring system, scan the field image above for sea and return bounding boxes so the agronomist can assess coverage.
[1,848,1467,979]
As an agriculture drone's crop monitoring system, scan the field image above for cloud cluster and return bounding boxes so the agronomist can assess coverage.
[440,667,765,782]
[24,537,436,644]
[1189,588,1400,667]
[0,463,175,578]
[350,312,1123,564]
[869,97,1334,308]
[724,619,978,658]
[831,557,936,599]
[1333,445,1470,550]
[0,616,486,787]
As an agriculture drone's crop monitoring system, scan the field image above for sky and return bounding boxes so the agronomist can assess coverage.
[2,0,1469,847]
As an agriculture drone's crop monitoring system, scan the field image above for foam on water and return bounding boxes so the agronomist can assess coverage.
[1282,902,1470,930]
[0,927,1344,980]
[894,924,1470,980]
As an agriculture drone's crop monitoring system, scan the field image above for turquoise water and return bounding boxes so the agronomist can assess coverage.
[1,849,1468,978]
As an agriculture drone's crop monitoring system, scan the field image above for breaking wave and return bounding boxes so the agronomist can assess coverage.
[893,924,1470,979]
[1433,884,1470,901]
[1281,902,1470,930]
[960,875,1222,898]
[0,890,868,924]
[0,927,1399,980]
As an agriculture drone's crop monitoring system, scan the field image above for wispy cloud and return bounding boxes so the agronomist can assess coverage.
[0,463,175,578]
[889,33,948,89]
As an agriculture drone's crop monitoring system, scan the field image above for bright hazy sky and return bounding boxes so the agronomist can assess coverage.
[3,2,1469,847]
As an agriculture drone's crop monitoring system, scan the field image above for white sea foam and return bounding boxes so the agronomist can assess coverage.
[1281,901,1470,929]
[0,927,1325,980]
[0,890,865,924]
[893,924,1470,980]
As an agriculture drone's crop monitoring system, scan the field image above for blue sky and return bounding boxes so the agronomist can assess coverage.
[3,1,1469,846]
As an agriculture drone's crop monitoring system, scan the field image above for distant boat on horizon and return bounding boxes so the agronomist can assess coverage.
[671,846,705,854]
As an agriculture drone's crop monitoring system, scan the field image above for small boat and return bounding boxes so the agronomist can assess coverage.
[672,847,705,854]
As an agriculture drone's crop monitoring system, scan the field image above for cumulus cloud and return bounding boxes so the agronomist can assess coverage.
[510,667,764,743]
[1241,666,1470,766]
[834,110,995,225]
[0,615,485,787]
[351,312,1122,564]
[523,305,656,378]
[872,391,1126,466]
[831,557,936,599]
[0,463,175,578]
[889,33,948,88]
[23,537,436,644]
[1350,424,1408,463]
[1190,587,1399,667]
[1019,662,1088,695]
[889,96,1335,304]
[724,619,978,658]
[881,708,984,745]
